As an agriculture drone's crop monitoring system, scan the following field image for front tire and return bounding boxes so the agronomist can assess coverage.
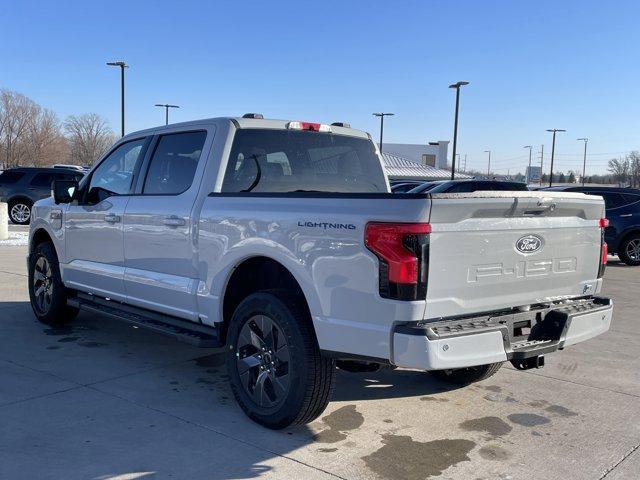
[619,234,640,266]
[429,362,503,385]
[9,199,32,225]
[226,290,335,429]
[28,242,78,326]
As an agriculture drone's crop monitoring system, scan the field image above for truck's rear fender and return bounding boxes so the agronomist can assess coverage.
[197,193,431,360]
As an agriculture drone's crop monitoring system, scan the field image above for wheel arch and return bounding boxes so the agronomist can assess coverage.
[8,194,34,205]
[30,228,55,254]
[220,255,314,342]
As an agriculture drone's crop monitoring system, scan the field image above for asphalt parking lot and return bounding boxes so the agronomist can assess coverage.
[0,225,638,480]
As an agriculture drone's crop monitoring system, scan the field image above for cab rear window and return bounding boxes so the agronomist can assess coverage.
[221,129,387,193]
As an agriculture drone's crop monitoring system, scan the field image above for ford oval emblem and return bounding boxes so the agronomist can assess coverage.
[516,234,544,254]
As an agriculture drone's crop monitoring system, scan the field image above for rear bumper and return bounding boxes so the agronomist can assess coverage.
[392,297,613,370]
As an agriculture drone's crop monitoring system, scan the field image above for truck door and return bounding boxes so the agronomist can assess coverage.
[122,130,209,321]
[63,138,149,300]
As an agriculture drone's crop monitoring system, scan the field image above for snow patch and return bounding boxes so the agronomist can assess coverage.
[0,231,28,246]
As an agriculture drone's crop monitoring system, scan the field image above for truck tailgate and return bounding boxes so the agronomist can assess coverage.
[425,192,605,319]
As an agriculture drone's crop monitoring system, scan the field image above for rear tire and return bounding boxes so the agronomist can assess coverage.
[618,234,640,266]
[9,199,32,225]
[28,242,79,326]
[429,362,503,385]
[226,289,335,429]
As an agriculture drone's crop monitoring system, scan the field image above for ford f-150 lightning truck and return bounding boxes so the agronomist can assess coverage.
[28,115,613,428]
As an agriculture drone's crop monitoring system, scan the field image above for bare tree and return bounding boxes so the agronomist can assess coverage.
[64,113,116,166]
[608,157,630,185]
[0,89,39,168]
[627,151,640,188]
[24,108,69,167]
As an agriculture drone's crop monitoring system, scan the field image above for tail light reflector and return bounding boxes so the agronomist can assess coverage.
[365,222,431,300]
[598,218,608,278]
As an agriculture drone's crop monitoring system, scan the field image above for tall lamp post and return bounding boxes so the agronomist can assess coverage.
[107,61,128,137]
[577,138,589,185]
[448,81,469,180]
[372,113,394,153]
[484,150,491,177]
[524,145,532,183]
[155,104,180,125]
[546,129,566,187]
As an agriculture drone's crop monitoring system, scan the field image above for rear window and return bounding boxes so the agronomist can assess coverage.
[221,129,387,193]
[0,171,25,184]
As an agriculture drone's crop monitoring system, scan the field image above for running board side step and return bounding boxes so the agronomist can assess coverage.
[68,293,223,348]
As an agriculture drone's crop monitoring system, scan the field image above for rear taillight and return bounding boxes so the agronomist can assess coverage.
[365,222,431,301]
[598,218,608,278]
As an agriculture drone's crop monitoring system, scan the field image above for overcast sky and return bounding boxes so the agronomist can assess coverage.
[1,0,638,174]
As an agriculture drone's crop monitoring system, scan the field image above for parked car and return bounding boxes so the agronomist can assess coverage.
[0,167,85,224]
[390,181,425,193]
[408,179,529,194]
[28,116,612,429]
[544,186,640,265]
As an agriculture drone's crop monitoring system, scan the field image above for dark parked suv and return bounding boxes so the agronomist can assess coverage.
[0,167,84,224]
[545,186,640,266]
[407,179,529,194]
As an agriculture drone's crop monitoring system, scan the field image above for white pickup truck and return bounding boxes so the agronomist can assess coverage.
[28,115,613,429]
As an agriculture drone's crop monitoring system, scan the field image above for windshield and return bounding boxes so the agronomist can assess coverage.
[221,129,388,193]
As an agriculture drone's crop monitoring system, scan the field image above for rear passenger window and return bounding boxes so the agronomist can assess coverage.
[143,131,206,195]
[601,193,625,210]
[0,171,25,184]
[29,173,55,188]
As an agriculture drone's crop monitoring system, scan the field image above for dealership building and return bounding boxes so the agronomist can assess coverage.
[381,140,471,181]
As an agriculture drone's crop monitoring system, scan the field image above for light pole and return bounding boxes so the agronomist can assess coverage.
[524,145,532,183]
[578,138,589,185]
[539,144,544,186]
[546,129,566,187]
[155,104,180,125]
[484,150,491,177]
[372,113,394,153]
[107,61,128,137]
[448,81,469,180]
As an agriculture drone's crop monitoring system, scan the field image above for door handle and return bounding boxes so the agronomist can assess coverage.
[620,214,633,218]
[104,213,121,223]
[163,215,186,227]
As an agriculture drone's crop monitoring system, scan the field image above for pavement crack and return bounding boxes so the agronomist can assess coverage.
[599,441,640,479]
[0,269,28,277]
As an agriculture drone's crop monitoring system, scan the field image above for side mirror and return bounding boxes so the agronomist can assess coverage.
[52,179,78,204]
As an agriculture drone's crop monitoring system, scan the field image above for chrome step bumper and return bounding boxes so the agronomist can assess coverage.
[391,297,613,371]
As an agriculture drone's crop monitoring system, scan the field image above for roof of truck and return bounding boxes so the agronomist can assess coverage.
[123,116,370,140]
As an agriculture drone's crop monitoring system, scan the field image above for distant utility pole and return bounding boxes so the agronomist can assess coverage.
[546,129,566,187]
[464,154,467,172]
[484,150,491,177]
[155,104,180,125]
[539,144,544,186]
[455,153,461,172]
[372,112,394,153]
[106,61,128,137]
[448,81,470,180]
[524,145,532,183]
[577,138,589,185]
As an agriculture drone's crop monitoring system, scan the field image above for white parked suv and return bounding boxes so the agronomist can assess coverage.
[28,115,613,428]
